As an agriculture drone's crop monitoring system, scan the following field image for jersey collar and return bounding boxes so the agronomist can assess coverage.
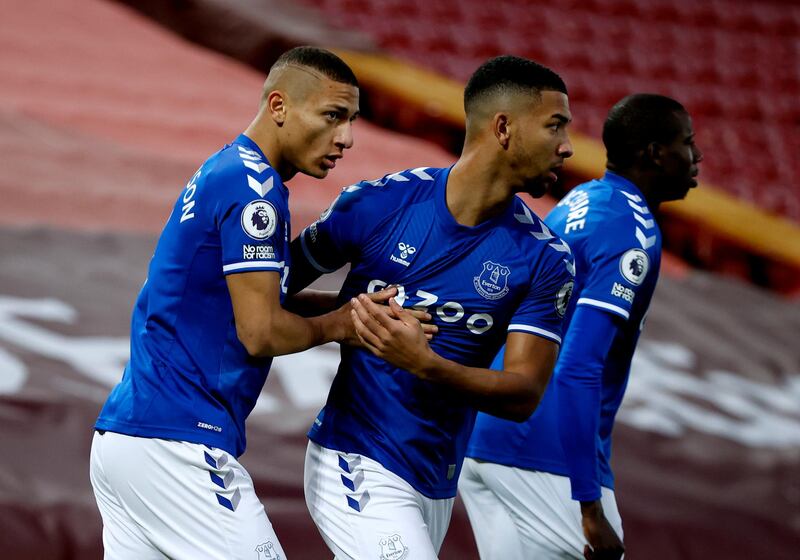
[434,165,516,235]
[602,170,647,203]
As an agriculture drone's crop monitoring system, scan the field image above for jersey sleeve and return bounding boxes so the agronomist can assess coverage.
[216,166,289,276]
[507,240,575,345]
[574,225,654,321]
[297,181,387,273]
[554,305,620,501]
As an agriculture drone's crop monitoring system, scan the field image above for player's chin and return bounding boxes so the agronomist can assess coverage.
[523,177,551,198]
[303,166,329,179]
[663,190,689,204]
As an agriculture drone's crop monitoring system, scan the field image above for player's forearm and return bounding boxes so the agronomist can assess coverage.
[238,307,344,357]
[414,351,543,421]
[285,289,339,317]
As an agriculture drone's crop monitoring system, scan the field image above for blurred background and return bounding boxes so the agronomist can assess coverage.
[0,0,798,557]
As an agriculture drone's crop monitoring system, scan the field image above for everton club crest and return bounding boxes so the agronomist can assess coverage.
[474,261,511,300]
[379,534,409,560]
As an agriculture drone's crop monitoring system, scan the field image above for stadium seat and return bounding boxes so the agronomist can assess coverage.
[301,0,800,221]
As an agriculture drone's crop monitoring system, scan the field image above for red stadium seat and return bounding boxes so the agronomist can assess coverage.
[295,0,800,221]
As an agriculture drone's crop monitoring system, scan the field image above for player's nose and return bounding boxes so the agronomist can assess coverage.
[336,122,354,150]
[693,143,703,164]
[558,134,574,159]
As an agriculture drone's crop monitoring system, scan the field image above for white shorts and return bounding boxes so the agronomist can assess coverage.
[90,431,286,560]
[458,458,623,560]
[304,440,454,560]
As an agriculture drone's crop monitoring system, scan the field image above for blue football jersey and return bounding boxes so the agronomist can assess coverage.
[467,171,662,491]
[96,134,291,457]
[299,166,575,498]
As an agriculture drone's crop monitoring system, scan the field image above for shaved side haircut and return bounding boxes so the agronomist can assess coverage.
[271,46,358,88]
[464,55,567,117]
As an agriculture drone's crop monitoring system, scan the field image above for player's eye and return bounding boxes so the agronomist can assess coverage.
[325,111,340,121]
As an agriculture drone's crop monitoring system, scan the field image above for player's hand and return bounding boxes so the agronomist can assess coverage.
[350,295,434,373]
[336,286,396,346]
[580,501,624,560]
[389,306,437,341]
[334,288,437,347]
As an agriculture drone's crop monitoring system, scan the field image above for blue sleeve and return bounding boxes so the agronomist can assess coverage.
[576,231,654,322]
[297,183,386,274]
[213,166,289,276]
[554,304,620,501]
[507,242,575,345]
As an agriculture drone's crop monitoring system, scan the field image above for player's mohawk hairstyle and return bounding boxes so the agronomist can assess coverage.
[271,46,359,88]
[464,55,567,114]
[603,93,687,169]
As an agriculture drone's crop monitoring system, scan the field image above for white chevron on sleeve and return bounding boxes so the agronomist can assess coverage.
[627,200,650,214]
[344,184,362,193]
[237,146,260,157]
[385,172,409,182]
[636,227,657,249]
[548,239,572,253]
[238,152,262,162]
[247,175,273,198]
[564,258,576,276]
[620,191,642,202]
[409,167,434,181]
[633,212,655,229]
[242,160,269,173]
[514,205,535,225]
[530,219,555,241]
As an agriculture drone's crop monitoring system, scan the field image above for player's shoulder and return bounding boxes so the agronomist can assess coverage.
[504,197,574,269]
[198,139,288,201]
[594,178,659,252]
[506,197,565,243]
[550,179,615,229]
[352,166,444,199]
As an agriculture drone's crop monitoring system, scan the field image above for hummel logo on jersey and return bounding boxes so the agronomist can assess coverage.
[389,242,416,267]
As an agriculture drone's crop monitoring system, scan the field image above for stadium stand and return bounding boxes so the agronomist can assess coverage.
[1,0,798,559]
[302,0,800,293]
[123,0,800,294]
[303,0,799,221]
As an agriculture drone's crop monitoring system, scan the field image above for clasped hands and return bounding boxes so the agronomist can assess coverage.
[339,286,437,375]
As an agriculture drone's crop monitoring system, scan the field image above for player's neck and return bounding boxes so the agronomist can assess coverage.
[609,167,662,211]
[242,120,298,182]
[447,154,515,226]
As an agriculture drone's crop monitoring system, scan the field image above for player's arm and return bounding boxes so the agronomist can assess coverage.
[350,297,556,421]
[227,271,398,357]
[554,304,625,559]
[286,211,437,333]
[281,234,340,317]
[282,189,358,317]
[284,289,339,316]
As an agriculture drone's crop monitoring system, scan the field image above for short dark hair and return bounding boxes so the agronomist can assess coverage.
[603,94,687,168]
[464,55,567,115]
[271,46,358,88]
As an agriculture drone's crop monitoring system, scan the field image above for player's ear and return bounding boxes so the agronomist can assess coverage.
[646,142,664,168]
[494,113,511,149]
[266,90,288,126]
